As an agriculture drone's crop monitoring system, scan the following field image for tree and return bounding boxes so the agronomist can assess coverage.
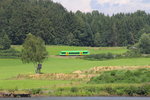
[21,33,48,74]
[94,32,101,46]
[0,32,11,50]
[137,33,150,54]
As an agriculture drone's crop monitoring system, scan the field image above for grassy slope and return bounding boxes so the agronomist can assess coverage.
[12,45,127,55]
[1,57,150,79]
[0,46,150,89]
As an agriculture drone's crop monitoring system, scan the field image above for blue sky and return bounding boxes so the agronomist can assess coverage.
[53,0,150,15]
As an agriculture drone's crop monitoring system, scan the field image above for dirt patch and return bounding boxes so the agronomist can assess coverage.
[15,73,96,81]
[82,66,150,74]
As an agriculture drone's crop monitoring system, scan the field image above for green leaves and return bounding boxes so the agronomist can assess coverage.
[138,33,150,54]
[21,34,48,64]
[0,33,11,50]
[1,0,150,47]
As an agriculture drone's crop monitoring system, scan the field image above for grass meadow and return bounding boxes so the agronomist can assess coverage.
[12,45,128,55]
[0,46,150,90]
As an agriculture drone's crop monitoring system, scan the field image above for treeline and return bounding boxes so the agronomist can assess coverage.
[0,0,150,46]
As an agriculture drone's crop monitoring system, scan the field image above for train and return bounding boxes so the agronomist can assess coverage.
[59,50,90,56]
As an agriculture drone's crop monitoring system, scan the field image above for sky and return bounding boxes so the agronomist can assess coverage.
[53,0,150,15]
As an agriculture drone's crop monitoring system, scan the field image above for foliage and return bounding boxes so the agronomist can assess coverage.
[84,53,116,60]
[52,84,150,96]
[89,69,150,84]
[21,33,48,73]
[0,48,20,58]
[0,33,11,50]
[0,46,150,93]
[124,46,141,57]
[0,0,150,46]
[29,88,43,95]
[1,84,150,96]
[137,33,150,54]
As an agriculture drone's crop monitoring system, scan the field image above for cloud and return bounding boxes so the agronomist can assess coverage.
[91,0,150,15]
[53,0,92,12]
[53,0,150,15]
[96,0,130,5]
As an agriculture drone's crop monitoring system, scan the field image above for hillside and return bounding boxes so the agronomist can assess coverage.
[0,0,150,47]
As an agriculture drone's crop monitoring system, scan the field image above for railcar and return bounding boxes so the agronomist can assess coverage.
[59,50,90,56]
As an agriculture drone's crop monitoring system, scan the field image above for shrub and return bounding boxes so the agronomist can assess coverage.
[0,34,11,50]
[124,50,141,57]
[30,88,43,95]
[70,87,78,93]
[136,86,148,96]
[84,53,115,60]
[116,89,124,96]
[89,69,150,84]
[137,33,150,54]
[0,48,20,58]
[105,87,116,94]
[49,84,150,96]
[125,86,137,96]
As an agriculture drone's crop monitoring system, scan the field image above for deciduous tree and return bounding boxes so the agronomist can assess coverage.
[21,33,48,74]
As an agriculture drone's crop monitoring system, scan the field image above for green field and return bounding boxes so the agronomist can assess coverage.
[12,45,128,55]
[0,46,150,90]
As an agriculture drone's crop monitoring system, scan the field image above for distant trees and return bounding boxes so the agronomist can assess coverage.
[127,33,150,55]
[21,34,48,74]
[1,0,150,47]
[0,32,11,50]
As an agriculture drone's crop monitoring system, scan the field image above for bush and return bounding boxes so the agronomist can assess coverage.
[0,34,11,50]
[137,33,150,54]
[70,87,78,93]
[30,88,43,95]
[136,86,148,96]
[89,69,150,84]
[84,53,115,60]
[105,87,116,94]
[0,48,20,58]
[125,86,137,96]
[116,89,124,96]
[124,49,141,57]
[51,84,150,96]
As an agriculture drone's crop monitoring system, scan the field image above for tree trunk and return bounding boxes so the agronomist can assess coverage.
[35,64,42,74]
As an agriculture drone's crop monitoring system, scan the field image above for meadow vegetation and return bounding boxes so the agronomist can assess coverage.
[89,69,150,84]
[0,0,150,97]
[0,46,150,96]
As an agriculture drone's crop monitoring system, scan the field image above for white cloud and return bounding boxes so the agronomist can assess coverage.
[92,0,150,15]
[53,0,150,15]
[53,0,92,12]
[97,0,130,5]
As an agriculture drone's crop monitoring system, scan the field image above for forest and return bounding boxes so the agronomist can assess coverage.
[0,0,150,47]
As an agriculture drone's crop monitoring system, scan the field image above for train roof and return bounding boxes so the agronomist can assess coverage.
[60,50,89,52]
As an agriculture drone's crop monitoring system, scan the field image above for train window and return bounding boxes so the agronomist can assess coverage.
[83,52,88,54]
[69,52,79,54]
[61,52,66,54]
